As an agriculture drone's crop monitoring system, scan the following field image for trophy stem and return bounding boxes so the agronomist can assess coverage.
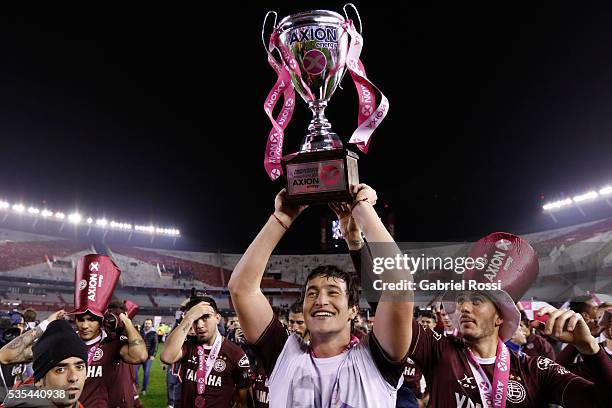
[300,100,343,152]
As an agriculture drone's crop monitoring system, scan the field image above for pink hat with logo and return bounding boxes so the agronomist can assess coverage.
[443,232,539,342]
[68,254,121,318]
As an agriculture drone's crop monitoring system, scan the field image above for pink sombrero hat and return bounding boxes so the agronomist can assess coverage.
[442,232,539,342]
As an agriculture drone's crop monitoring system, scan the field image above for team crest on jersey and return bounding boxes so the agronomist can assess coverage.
[432,331,442,341]
[406,357,415,364]
[214,359,226,373]
[536,356,554,371]
[79,279,87,290]
[238,355,249,368]
[120,335,128,341]
[507,380,526,403]
[93,349,104,362]
[526,343,534,349]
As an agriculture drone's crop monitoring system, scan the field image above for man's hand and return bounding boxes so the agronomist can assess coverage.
[539,306,599,355]
[273,189,307,228]
[48,310,66,322]
[351,183,377,207]
[329,202,363,250]
[183,302,215,323]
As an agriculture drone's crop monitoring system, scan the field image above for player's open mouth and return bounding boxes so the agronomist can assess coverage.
[312,311,335,318]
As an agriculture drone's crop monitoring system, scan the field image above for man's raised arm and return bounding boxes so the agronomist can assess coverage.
[350,184,413,361]
[228,190,306,344]
[0,309,65,364]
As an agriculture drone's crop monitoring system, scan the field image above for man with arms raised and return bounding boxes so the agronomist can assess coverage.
[408,233,612,407]
[228,185,412,407]
[160,293,252,408]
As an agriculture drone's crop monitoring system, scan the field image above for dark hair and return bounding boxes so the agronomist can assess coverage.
[289,301,303,315]
[186,295,218,314]
[75,312,103,324]
[303,265,359,308]
[418,310,436,320]
[23,308,37,323]
[569,295,593,315]
[107,299,127,313]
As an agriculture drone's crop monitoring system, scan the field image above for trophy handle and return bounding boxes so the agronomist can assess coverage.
[261,11,278,52]
[343,3,363,34]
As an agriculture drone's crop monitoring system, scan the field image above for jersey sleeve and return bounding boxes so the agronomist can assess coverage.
[368,332,407,387]
[249,317,289,376]
[535,349,612,407]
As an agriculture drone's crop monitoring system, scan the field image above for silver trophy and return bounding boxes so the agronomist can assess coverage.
[263,5,363,204]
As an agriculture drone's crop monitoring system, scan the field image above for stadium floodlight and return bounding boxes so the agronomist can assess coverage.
[86,217,93,224]
[573,191,599,203]
[0,201,9,209]
[96,218,108,227]
[600,186,612,196]
[68,213,82,224]
[28,207,40,214]
[41,209,53,217]
[55,212,65,219]
[542,198,573,211]
[12,204,25,213]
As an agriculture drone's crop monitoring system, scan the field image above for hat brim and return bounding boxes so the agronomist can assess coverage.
[441,289,520,342]
[66,307,104,319]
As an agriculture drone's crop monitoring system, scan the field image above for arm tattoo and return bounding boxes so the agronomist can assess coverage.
[128,339,144,347]
[6,326,42,350]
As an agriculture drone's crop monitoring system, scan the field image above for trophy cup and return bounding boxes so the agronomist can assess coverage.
[262,4,389,204]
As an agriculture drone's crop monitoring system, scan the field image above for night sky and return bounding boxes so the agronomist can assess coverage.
[1,2,612,251]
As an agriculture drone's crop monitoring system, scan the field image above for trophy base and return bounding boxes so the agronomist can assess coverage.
[282,148,359,205]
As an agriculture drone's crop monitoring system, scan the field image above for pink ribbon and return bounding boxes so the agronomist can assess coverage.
[464,340,511,408]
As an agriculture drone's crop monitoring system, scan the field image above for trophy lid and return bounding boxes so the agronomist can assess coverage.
[277,10,346,32]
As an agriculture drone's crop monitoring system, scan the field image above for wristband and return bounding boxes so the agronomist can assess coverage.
[272,213,289,230]
[38,320,49,332]
[350,197,370,212]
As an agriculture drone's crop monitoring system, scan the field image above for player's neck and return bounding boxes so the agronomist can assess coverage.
[605,336,612,350]
[202,331,219,347]
[310,330,350,358]
[467,334,498,359]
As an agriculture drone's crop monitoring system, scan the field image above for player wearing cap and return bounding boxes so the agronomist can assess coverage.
[229,185,412,408]
[400,233,612,407]
[160,294,252,408]
[1,319,88,408]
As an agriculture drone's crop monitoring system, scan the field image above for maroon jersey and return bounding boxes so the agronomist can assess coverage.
[556,341,612,382]
[179,336,252,408]
[402,356,424,399]
[107,359,138,408]
[409,320,612,407]
[80,335,128,408]
[523,333,555,360]
[252,365,269,408]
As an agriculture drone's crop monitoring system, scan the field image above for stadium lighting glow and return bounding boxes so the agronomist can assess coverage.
[68,213,82,224]
[573,191,598,203]
[542,198,573,211]
[12,204,25,213]
[600,186,612,196]
[0,193,181,237]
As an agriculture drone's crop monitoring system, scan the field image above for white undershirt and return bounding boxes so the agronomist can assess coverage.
[312,353,345,406]
[473,356,496,365]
